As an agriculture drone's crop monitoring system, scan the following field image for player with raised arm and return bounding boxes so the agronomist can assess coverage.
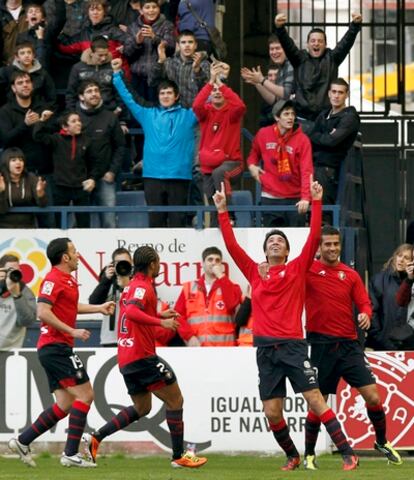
[212,179,358,471]
[83,246,208,469]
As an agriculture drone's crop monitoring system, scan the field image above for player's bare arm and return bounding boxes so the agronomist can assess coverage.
[37,302,91,341]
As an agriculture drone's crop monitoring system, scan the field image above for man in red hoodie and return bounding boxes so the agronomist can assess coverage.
[247,99,313,227]
[193,63,246,218]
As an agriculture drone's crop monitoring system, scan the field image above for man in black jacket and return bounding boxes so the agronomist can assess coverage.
[274,12,362,122]
[309,78,360,221]
[76,79,126,228]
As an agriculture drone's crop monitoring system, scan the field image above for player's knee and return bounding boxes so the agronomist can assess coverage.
[364,392,381,407]
[166,393,183,411]
[263,405,283,424]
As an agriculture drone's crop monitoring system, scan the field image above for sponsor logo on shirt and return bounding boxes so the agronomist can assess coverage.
[318,270,326,276]
[118,337,134,347]
[40,326,48,334]
[265,142,277,150]
[134,287,146,299]
[41,281,54,295]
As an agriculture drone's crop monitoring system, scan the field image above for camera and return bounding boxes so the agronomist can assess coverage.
[0,268,23,295]
[115,260,132,277]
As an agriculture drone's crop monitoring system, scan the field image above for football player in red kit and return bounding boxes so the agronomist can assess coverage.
[84,246,207,469]
[303,226,402,470]
[213,179,358,471]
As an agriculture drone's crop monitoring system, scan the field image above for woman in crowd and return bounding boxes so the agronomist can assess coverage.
[0,147,47,228]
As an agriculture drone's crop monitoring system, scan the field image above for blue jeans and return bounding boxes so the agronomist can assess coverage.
[92,179,117,228]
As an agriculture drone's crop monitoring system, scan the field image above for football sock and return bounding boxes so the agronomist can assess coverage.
[64,400,90,456]
[94,405,139,442]
[320,408,353,455]
[269,419,299,457]
[166,409,184,460]
[366,403,386,445]
[304,410,321,456]
[18,403,67,446]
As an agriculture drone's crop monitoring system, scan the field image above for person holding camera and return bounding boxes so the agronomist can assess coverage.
[0,253,36,350]
[89,247,133,346]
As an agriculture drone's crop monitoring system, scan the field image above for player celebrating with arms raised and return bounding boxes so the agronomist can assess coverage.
[84,246,208,469]
[9,237,115,468]
[213,178,358,471]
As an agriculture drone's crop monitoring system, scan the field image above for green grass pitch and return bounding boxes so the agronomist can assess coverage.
[1,453,412,480]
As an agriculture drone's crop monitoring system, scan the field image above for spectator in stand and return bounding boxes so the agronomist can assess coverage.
[124,0,175,101]
[177,0,215,54]
[109,0,142,31]
[309,78,360,224]
[57,0,129,77]
[89,247,132,346]
[112,57,198,228]
[148,30,210,108]
[0,42,56,108]
[193,62,246,222]
[395,256,414,347]
[16,3,57,71]
[367,244,414,350]
[0,0,27,65]
[0,71,53,178]
[274,12,362,123]
[33,110,101,228]
[0,254,37,350]
[66,36,127,123]
[241,34,294,127]
[174,246,242,346]
[247,99,313,227]
[44,0,86,39]
[0,147,47,228]
[76,80,126,228]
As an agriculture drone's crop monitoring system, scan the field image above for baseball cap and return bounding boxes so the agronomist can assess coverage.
[272,99,295,117]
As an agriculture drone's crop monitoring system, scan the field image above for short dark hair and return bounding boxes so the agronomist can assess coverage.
[87,0,108,13]
[178,30,196,41]
[10,70,31,85]
[263,229,290,254]
[1,147,25,167]
[202,247,222,262]
[112,247,131,262]
[330,77,349,92]
[307,28,327,43]
[140,0,159,6]
[47,238,71,266]
[60,111,80,127]
[78,79,101,96]
[321,225,340,242]
[157,80,179,97]
[133,246,159,273]
[15,41,35,55]
[0,254,19,268]
[26,3,46,17]
[268,34,281,45]
[91,35,109,51]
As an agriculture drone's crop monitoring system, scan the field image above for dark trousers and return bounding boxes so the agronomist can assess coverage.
[53,185,90,228]
[144,178,189,228]
[260,197,306,227]
[314,165,339,225]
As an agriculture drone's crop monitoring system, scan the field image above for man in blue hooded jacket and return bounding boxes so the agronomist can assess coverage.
[111,57,197,227]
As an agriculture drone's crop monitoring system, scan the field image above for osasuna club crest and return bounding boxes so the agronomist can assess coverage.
[338,271,346,280]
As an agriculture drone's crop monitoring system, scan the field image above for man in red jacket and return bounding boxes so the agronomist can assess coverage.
[193,63,246,222]
[213,179,358,471]
[303,226,402,470]
[247,99,313,227]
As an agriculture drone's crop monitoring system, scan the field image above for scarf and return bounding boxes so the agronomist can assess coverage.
[273,125,293,181]
[59,129,77,161]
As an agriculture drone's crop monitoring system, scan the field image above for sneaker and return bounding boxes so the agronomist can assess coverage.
[281,456,301,471]
[342,454,359,471]
[374,441,403,465]
[83,433,100,463]
[304,454,318,470]
[8,438,36,467]
[171,450,208,468]
[60,452,97,468]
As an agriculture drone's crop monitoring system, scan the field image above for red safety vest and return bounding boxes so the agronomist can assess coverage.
[182,281,237,346]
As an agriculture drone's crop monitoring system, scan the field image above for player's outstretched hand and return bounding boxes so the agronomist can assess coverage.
[212,182,227,212]
[357,313,370,330]
[160,317,180,331]
[310,175,323,201]
[72,328,91,342]
[159,308,180,319]
[101,301,116,315]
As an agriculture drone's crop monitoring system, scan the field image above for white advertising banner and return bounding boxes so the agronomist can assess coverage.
[0,228,309,306]
[1,348,330,454]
